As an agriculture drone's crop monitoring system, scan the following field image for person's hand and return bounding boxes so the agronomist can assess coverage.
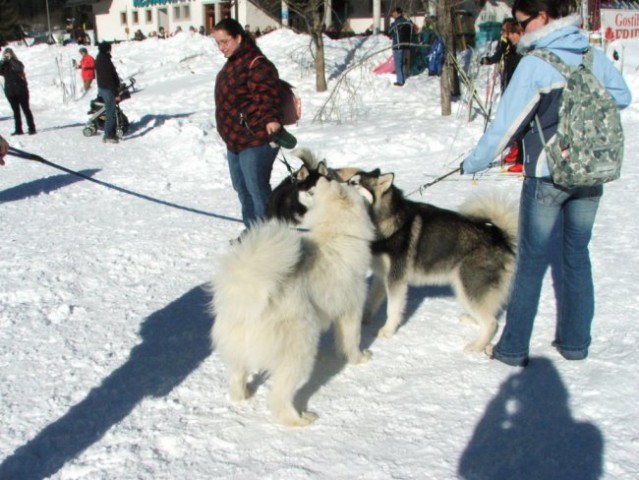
[0,135,8,166]
[266,121,281,135]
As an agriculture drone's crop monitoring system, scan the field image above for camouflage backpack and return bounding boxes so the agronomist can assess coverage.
[531,48,624,188]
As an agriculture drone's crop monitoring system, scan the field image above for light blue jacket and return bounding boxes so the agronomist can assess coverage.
[462,14,632,177]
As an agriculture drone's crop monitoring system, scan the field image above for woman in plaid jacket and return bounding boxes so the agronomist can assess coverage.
[213,19,282,230]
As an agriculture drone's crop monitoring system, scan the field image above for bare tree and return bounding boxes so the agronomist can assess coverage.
[264,0,329,92]
[421,0,479,116]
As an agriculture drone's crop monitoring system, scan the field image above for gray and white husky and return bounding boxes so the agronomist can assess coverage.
[265,148,362,224]
[350,170,518,353]
[210,177,375,426]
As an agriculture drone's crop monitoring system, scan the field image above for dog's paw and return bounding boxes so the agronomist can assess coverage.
[229,384,250,402]
[484,344,494,357]
[463,340,487,353]
[229,387,251,402]
[459,314,477,326]
[356,349,372,364]
[377,327,396,338]
[281,411,318,427]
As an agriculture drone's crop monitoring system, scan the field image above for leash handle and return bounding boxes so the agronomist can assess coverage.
[420,167,461,190]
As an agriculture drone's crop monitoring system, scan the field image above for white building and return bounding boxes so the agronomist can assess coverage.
[88,0,481,43]
[92,0,281,42]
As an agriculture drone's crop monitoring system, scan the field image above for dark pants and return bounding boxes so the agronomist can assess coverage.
[98,88,117,139]
[7,93,35,134]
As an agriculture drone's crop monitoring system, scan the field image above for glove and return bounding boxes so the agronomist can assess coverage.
[459,161,465,175]
[269,127,297,149]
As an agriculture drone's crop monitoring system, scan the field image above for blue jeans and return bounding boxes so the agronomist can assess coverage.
[393,49,407,84]
[98,88,117,139]
[494,178,603,363]
[227,144,279,227]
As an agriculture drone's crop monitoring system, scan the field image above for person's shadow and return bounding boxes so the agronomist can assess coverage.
[458,357,604,480]
[0,170,100,204]
[0,284,213,480]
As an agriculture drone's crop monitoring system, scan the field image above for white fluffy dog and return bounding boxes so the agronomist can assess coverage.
[210,178,375,426]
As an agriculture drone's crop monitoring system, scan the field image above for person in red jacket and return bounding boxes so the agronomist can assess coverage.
[213,18,282,231]
[76,47,95,91]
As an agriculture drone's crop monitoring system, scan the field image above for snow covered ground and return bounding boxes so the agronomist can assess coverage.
[1,30,638,479]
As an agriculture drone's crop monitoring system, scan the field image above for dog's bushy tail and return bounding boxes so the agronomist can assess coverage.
[458,191,519,248]
[211,220,301,323]
[291,148,321,170]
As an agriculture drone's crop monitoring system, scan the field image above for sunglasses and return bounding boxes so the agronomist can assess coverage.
[518,13,538,30]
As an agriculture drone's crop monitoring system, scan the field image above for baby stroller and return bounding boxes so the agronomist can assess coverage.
[82,78,135,139]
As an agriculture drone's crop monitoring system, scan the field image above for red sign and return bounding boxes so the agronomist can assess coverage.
[601,9,639,41]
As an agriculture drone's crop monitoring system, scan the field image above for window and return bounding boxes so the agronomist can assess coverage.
[183,5,191,20]
[120,12,127,26]
[145,10,152,23]
[132,11,139,25]
[174,6,180,19]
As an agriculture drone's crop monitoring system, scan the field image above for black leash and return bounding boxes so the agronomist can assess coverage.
[277,151,298,178]
[407,167,461,196]
[8,146,243,223]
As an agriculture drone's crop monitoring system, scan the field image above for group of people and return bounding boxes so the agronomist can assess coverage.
[136,25,207,41]
[213,0,631,368]
[1,1,632,369]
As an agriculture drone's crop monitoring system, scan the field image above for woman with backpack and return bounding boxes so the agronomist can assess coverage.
[213,18,282,234]
[461,0,631,367]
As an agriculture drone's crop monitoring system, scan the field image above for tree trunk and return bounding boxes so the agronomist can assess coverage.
[437,0,455,116]
[313,32,327,92]
[312,7,327,92]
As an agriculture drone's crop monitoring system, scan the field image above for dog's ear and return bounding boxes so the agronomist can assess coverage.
[297,165,310,181]
[378,173,394,192]
[317,161,329,177]
[370,168,381,176]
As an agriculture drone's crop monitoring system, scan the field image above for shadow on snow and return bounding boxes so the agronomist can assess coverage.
[0,169,101,204]
[458,357,604,479]
[0,284,213,480]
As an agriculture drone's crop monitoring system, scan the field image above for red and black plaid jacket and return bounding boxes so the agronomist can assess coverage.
[215,42,281,153]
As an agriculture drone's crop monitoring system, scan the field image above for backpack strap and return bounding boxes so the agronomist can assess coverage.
[529,47,593,77]
[248,55,264,69]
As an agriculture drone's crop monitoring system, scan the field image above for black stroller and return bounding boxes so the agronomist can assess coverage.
[82,78,135,139]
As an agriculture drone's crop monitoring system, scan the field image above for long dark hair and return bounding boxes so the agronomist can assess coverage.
[512,0,579,20]
[213,18,255,47]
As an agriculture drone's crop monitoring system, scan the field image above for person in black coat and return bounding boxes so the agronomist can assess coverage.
[0,48,36,135]
[388,7,413,86]
[480,19,523,91]
[95,41,121,143]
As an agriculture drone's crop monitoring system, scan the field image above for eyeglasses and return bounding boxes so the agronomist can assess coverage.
[518,14,538,31]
